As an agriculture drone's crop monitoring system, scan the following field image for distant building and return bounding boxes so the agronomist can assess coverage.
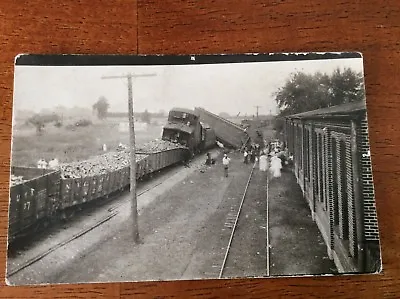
[107,112,149,132]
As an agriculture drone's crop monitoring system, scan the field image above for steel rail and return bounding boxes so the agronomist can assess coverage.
[7,212,117,277]
[8,150,217,278]
[218,161,256,278]
[7,169,175,278]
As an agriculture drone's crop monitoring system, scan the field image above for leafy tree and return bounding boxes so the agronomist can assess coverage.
[93,96,110,119]
[27,113,60,135]
[29,118,45,135]
[329,68,365,106]
[141,109,151,124]
[274,67,365,117]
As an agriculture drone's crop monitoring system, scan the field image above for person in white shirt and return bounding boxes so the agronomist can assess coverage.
[259,152,268,172]
[243,149,249,164]
[222,154,231,177]
[48,158,59,169]
[270,154,283,178]
[37,159,47,169]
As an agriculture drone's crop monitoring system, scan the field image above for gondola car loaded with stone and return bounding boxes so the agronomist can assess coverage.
[7,108,224,243]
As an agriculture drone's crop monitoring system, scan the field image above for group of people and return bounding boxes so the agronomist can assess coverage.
[204,139,294,179]
[204,151,230,177]
[245,140,293,178]
[37,158,59,170]
[243,143,262,164]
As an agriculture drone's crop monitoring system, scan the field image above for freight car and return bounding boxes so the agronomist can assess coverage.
[162,108,217,155]
[8,142,188,242]
[200,122,217,150]
[9,167,61,240]
[194,107,250,149]
[7,108,217,243]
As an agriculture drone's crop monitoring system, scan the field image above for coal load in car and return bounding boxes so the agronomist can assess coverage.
[60,151,148,179]
[136,139,187,154]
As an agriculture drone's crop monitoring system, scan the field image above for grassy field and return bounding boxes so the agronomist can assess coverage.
[11,121,164,167]
[10,113,279,168]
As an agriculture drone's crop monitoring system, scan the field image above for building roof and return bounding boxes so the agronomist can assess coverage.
[286,101,366,119]
[170,107,199,117]
[163,122,194,134]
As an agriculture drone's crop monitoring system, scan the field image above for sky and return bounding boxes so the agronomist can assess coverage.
[12,57,365,117]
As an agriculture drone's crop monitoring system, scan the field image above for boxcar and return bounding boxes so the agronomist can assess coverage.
[195,107,250,149]
[200,123,217,150]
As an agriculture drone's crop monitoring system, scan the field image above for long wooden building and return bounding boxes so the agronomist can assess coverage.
[284,101,381,274]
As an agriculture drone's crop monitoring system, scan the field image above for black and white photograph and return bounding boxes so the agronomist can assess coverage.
[6,53,382,286]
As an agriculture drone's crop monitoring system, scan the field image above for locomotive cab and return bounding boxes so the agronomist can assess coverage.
[167,109,198,126]
[162,129,190,147]
[162,108,202,154]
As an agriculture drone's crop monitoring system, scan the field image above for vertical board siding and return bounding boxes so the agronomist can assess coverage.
[285,110,379,273]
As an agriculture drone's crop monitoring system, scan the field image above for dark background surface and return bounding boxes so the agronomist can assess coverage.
[0,1,399,298]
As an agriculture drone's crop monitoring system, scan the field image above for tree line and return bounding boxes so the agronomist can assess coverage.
[273,67,365,132]
[274,67,365,116]
[92,97,165,124]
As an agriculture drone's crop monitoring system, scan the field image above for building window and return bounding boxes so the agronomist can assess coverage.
[304,128,310,180]
[318,133,324,203]
[332,137,339,226]
[339,139,349,240]
[313,131,319,199]
[299,126,303,170]
[324,134,328,211]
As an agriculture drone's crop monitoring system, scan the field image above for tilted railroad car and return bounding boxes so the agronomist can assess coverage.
[162,107,217,154]
[200,122,217,150]
[194,107,250,149]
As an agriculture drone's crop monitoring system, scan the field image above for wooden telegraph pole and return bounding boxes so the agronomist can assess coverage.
[254,105,262,119]
[102,72,156,243]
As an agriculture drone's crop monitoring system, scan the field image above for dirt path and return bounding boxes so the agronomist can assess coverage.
[50,151,253,283]
[268,168,337,276]
[7,149,222,285]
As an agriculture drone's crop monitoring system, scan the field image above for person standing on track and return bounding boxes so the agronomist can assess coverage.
[243,149,249,164]
[222,154,231,177]
[250,146,256,163]
[270,153,283,178]
[259,152,268,172]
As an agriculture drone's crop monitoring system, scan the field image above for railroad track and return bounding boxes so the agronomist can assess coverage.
[217,161,271,279]
[218,161,256,278]
[6,169,178,278]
